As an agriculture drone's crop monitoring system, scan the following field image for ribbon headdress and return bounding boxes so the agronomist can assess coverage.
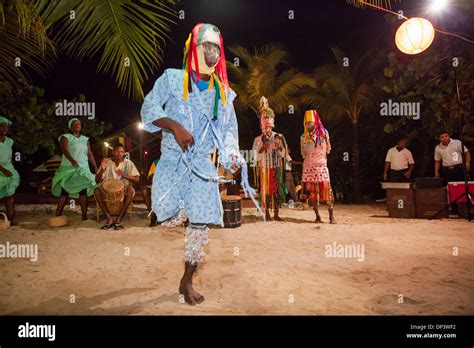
[182,23,229,119]
[258,96,275,131]
[304,110,328,144]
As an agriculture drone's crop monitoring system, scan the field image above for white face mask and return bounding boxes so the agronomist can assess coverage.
[192,44,220,75]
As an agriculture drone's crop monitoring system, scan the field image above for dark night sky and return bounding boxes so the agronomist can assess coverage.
[35,0,434,136]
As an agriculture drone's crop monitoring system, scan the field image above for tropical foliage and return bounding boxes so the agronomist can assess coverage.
[226,44,315,116]
[0,85,110,157]
[378,36,474,176]
[0,0,177,100]
[301,47,382,203]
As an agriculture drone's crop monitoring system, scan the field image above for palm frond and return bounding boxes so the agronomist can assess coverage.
[227,44,314,117]
[227,45,255,69]
[1,0,49,52]
[303,46,377,123]
[0,14,56,96]
[35,0,177,101]
[256,44,288,69]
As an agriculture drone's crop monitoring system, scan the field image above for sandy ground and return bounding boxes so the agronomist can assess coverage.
[0,203,472,315]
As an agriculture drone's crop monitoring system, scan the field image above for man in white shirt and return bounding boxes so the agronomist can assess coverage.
[434,131,471,185]
[383,138,415,182]
[94,143,140,229]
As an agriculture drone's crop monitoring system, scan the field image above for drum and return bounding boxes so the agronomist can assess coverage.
[102,179,125,215]
[222,195,241,228]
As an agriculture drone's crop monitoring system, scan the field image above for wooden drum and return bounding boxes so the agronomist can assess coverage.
[222,195,241,228]
[102,179,125,215]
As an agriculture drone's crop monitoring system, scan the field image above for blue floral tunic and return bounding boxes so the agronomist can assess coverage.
[141,69,240,226]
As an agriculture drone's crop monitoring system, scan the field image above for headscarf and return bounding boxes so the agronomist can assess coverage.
[0,116,12,126]
[68,118,80,130]
[182,23,229,119]
[304,110,328,144]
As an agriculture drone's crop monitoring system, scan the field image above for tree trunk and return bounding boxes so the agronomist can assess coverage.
[351,121,362,203]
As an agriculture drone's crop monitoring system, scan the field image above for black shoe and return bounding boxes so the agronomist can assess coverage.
[149,212,158,227]
[100,223,114,230]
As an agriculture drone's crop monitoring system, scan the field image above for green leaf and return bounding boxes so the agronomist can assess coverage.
[38,0,177,101]
[0,13,56,96]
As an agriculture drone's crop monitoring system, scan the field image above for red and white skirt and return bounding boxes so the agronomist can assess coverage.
[302,164,333,202]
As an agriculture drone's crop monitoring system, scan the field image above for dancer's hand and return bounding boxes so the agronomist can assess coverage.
[71,160,79,168]
[274,139,283,151]
[383,172,388,181]
[231,156,241,171]
[172,124,195,152]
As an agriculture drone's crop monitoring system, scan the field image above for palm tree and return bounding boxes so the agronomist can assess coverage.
[226,44,315,118]
[301,47,381,203]
[0,12,56,97]
[0,0,177,101]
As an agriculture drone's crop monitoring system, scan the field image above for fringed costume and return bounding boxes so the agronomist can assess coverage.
[252,97,288,219]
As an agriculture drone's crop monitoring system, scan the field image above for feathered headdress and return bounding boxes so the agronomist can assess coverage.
[304,110,327,144]
[258,96,275,131]
[182,23,229,119]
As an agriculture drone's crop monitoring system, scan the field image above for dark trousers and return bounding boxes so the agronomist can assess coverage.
[441,164,466,186]
[389,168,409,182]
[442,164,467,214]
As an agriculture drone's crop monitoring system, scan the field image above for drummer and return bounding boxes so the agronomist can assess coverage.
[94,143,140,230]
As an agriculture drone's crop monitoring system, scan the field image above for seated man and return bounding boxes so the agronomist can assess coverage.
[94,143,140,230]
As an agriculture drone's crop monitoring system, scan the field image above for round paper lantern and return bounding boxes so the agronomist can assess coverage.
[395,17,435,55]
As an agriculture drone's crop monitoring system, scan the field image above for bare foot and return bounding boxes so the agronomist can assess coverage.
[314,216,322,223]
[329,209,336,224]
[105,215,114,225]
[274,215,283,221]
[179,281,205,305]
[265,214,272,221]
